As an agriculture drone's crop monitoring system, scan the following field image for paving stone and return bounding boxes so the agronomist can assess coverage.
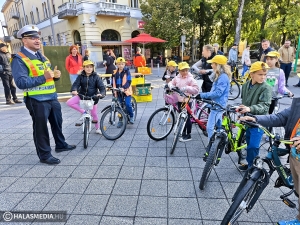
[31,177,67,193]
[47,165,76,178]
[145,157,167,167]
[118,166,144,179]
[84,178,116,195]
[14,193,53,210]
[6,177,42,192]
[127,148,148,156]
[140,180,167,197]
[198,198,231,220]
[101,155,126,166]
[73,194,110,215]
[100,216,134,225]
[107,147,129,156]
[136,196,167,217]
[0,154,27,164]
[104,195,138,217]
[0,177,17,192]
[168,167,193,181]
[143,166,167,180]
[168,198,201,219]
[167,156,190,168]
[57,178,90,194]
[23,165,54,177]
[169,219,202,225]
[147,147,167,157]
[0,192,27,211]
[135,217,168,225]
[194,181,227,198]
[168,180,197,198]
[123,156,146,167]
[1,165,34,177]
[79,155,105,165]
[43,193,81,213]
[94,165,121,179]
[58,155,86,165]
[112,179,141,196]
[70,165,98,178]
[65,215,101,225]
[130,140,149,148]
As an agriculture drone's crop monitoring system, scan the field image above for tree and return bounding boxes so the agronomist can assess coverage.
[234,0,245,44]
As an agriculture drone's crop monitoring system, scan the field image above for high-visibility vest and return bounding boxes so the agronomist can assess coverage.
[17,52,56,96]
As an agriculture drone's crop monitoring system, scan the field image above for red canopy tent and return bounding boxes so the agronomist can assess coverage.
[124,33,166,55]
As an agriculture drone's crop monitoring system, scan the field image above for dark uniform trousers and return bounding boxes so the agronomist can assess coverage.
[25,97,67,160]
[0,73,18,101]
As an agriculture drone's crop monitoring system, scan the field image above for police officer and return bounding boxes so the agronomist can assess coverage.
[11,25,76,165]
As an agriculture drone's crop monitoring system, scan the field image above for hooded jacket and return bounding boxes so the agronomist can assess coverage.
[71,71,106,104]
[65,54,83,74]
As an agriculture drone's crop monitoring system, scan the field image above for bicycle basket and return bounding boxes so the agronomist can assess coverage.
[80,99,94,110]
[164,93,178,105]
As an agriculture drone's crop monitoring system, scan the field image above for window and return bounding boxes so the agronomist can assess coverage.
[52,4,55,14]
[57,34,61,45]
[36,8,40,22]
[106,0,116,3]
[131,0,138,8]
[48,36,52,45]
[101,29,120,41]
[73,30,81,46]
[43,3,48,19]
[25,15,28,25]
[30,11,35,24]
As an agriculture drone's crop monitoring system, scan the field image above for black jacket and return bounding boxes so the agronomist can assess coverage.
[0,51,12,75]
[201,52,216,92]
[260,47,274,62]
[71,71,106,104]
[105,55,116,74]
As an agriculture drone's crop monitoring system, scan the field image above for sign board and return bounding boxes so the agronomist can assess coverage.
[122,45,131,60]
[137,20,145,29]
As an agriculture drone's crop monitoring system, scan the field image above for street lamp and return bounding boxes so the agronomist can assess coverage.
[181,35,186,62]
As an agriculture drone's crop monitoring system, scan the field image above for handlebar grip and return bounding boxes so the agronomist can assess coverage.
[242,120,259,128]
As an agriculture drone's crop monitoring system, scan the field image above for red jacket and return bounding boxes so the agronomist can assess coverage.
[133,54,146,67]
[65,54,83,74]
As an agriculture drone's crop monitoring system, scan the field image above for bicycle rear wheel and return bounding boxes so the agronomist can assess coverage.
[147,107,175,141]
[170,117,185,155]
[131,96,137,121]
[83,118,90,149]
[229,80,240,100]
[100,107,127,140]
[199,136,222,190]
[221,179,259,225]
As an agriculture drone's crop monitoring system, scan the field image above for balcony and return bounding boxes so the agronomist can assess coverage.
[11,12,20,20]
[12,30,19,39]
[96,2,130,17]
[58,3,77,19]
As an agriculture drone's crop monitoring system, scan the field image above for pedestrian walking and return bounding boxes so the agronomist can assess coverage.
[228,43,238,65]
[278,40,295,87]
[0,43,22,104]
[241,45,251,76]
[65,45,83,85]
[11,25,76,165]
[103,49,116,87]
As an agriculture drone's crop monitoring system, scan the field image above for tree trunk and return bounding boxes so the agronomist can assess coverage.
[234,0,245,44]
[259,0,271,40]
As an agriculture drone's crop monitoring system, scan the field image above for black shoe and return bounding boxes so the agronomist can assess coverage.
[55,144,76,153]
[179,134,192,142]
[293,84,300,87]
[238,164,248,171]
[6,100,15,105]
[40,156,60,165]
[13,99,22,103]
[285,84,289,87]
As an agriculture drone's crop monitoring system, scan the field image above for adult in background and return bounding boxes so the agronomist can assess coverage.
[0,43,22,104]
[133,47,146,73]
[65,45,82,85]
[241,45,251,76]
[103,49,116,87]
[213,43,224,55]
[191,44,216,92]
[278,40,295,87]
[11,25,76,165]
[260,39,274,62]
[83,49,90,61]
[228,43,238,65]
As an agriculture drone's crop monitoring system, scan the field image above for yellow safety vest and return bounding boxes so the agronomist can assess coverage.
[17,52,56,96]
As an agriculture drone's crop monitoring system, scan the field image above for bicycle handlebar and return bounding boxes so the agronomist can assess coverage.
[77,94,100,100]
[272,93,294,101]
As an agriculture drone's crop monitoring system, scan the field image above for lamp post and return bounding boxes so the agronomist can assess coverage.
[181,35,186,62]
[47,0,56,45]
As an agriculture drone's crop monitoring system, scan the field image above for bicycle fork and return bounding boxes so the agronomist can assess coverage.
[215,131,228,166]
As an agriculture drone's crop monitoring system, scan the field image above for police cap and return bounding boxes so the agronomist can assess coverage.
[17,25,39,39]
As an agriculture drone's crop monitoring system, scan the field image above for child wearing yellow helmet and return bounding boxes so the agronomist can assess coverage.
[113,57,135,125]
[66,60,106,134]
[162,60,178,83]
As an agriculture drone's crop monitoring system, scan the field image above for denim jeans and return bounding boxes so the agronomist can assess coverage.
[118,95,133,118]
[246,127,263,167]
[242,63,249,76]
[280,62,292,84]
[207,109,223,142]
[69,74,78,85]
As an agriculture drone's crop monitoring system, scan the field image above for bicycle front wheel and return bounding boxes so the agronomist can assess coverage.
[229,80,240,100]
[100,107,127,140]
[83,118,90,149]
[221,179,258,225]
[199,136,223,190]
[170,117,185,155]
[147,107,175,141]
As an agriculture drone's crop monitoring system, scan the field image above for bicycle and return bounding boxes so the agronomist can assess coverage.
[146,86,209,142]
[100,88,137,140]
[199,101,247,190]
[76,94,99,149]
[168,87,210,154]
[221,120,295,225]
[228,61,251,100]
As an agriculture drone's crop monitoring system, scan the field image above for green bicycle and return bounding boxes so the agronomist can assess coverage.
[199,100,247,190]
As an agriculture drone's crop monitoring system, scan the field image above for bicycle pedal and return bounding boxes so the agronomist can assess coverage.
[282,197,296,208]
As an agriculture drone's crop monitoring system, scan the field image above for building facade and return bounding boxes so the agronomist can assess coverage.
[1,0,144,62]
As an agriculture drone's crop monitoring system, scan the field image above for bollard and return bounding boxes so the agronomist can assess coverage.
[157,63,160,77]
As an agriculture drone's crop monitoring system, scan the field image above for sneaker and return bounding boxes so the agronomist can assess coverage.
[95,129,102,135]
[13,99,22,103]
[179,134,192,142]
[117,121,123,128]
[6,100,15,105]
[277,219,300,225]
[238,164,248,172]
[129,117,134,124]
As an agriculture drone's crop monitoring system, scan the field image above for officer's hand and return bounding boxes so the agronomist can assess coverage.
[72,91,78,95]
[53,66,61,78]
[44,69,54,79]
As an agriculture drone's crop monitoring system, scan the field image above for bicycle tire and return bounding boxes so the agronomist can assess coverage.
[83,118,90,149]
[237,131,247,165]
[170,117,185,155]
[229,80,240,100]
[131,96,137,121]
[100,107,127,140]
[199,136,222,190]
[147,107,175,141]
[197,104,210,122]
[221,179,258,225]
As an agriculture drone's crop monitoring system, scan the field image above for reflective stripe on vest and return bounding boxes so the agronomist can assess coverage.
[17,52,56,96]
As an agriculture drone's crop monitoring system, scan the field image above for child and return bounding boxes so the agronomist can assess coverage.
[162,60,178,83]
[112,57,134,125]
[66,60,106,134]
[236,61,272,171]
[265,51,293,114]
[168,62,200,142]
[198,55,231,159]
